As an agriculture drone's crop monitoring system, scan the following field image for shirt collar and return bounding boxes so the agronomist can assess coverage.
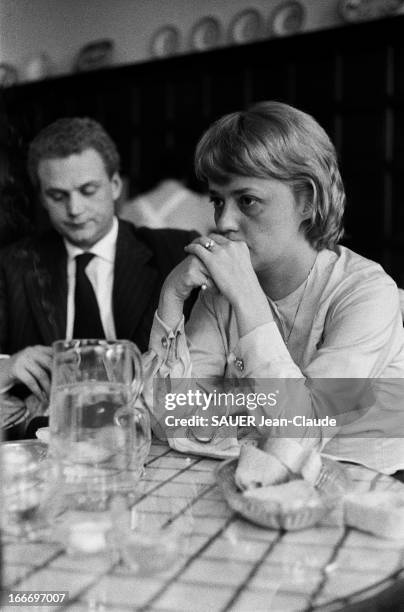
[64,216,118,263]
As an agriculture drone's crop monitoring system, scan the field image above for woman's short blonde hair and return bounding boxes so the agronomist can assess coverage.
[195,101,345,250]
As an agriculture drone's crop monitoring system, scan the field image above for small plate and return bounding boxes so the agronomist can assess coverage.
[0,63,18,87]
[228,9,264,44]
[150,25,181,58]
[216,457,350,530]
[268,0,306,37]
[36,427,50,444]
[2,439,48,463]
[189,16,223,51]
[74,39,114,72]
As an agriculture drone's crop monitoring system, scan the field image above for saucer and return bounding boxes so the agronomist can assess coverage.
[36,427,50,444]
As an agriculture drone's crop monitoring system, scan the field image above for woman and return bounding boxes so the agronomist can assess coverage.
[144,101,404,474]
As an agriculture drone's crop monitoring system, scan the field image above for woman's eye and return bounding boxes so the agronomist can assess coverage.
[239,196,259,211]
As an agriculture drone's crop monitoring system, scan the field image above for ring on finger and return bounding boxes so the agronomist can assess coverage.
[204,239,214,251]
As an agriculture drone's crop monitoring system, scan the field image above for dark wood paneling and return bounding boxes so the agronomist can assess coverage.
[341,110,386,167]
[249,60,291,104]
[343,171,385,240]
[3,16,404,283]
[341,47,388,106]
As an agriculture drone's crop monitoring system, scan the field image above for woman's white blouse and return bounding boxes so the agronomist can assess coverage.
[143,246,404,474]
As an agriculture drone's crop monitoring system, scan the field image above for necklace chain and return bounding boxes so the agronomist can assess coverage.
[281,262,315,347]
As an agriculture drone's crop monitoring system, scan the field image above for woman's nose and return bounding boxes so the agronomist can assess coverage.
[215,203,239,233]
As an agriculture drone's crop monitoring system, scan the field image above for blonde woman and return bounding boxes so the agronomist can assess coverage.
[144,101,404,474]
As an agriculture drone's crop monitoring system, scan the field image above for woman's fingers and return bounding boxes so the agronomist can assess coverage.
[187,233,231,249]
[185,255,213,289]
[184,242,215,265]
[200,277,216,292]
[187,236,218,252]
[185,234,257,307]
[205,233,229,246]
[186,234,246,260]
[184,242,210,261]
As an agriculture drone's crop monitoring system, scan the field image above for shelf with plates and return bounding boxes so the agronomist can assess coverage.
[2,15,404,283]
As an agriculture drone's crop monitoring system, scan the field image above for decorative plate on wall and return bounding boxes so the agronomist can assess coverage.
[268,0,306,37]
[150,25,181,58]
[228,9,265,44]
[339,0,403,22]
[0,63,18,87]
[24,53,53,81]
[189,16,223,51]
[74,39,114,72]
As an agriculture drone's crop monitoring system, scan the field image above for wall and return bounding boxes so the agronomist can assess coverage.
[1,0,346,82]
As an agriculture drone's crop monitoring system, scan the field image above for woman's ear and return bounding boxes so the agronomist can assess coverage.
[299,179,316,220]
[301,202,312,220]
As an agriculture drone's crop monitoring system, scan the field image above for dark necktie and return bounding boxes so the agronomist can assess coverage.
[73,252,105,339]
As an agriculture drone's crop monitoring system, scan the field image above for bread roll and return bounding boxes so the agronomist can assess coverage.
[261,438,322,484]
[235,445,289,491]
[244,479,320,511]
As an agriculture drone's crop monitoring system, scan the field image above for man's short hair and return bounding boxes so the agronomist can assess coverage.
[194,101,345,251]
[27,117,120,187]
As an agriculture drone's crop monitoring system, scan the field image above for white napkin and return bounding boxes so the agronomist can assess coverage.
[168,434,241,459]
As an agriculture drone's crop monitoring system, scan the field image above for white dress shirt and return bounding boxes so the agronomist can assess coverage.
[0,219,119,394]
[65,217,118,340]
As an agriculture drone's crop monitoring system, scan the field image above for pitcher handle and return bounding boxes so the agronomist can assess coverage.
[129,342,143,402]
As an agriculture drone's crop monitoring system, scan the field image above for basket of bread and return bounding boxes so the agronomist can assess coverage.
[216,439,349,530]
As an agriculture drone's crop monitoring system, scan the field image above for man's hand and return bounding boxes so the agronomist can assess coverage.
[0,394,27,429]
[0,346,53,400]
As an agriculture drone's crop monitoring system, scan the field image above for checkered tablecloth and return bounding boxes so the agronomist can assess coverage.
[2,442,404,611]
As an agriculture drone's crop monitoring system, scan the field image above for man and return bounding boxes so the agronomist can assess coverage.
[0,117,197,416]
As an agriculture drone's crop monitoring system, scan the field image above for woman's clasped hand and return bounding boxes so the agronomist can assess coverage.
[185,234,257,301]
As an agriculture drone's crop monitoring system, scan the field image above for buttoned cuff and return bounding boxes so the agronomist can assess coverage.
[234,322,302,377]
[149,311,185,361]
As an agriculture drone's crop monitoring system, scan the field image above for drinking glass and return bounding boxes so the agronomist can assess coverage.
[1,440,49,540]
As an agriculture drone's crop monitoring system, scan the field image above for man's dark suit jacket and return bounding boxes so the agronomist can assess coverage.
[0,218,197,356]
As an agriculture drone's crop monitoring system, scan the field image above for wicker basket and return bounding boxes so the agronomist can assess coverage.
[215,457,349,530]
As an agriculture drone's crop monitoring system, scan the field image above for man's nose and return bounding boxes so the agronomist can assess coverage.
[66,193,85,216]
[215,203,240,234]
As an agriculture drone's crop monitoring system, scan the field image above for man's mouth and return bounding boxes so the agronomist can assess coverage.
[66,222,88,229]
